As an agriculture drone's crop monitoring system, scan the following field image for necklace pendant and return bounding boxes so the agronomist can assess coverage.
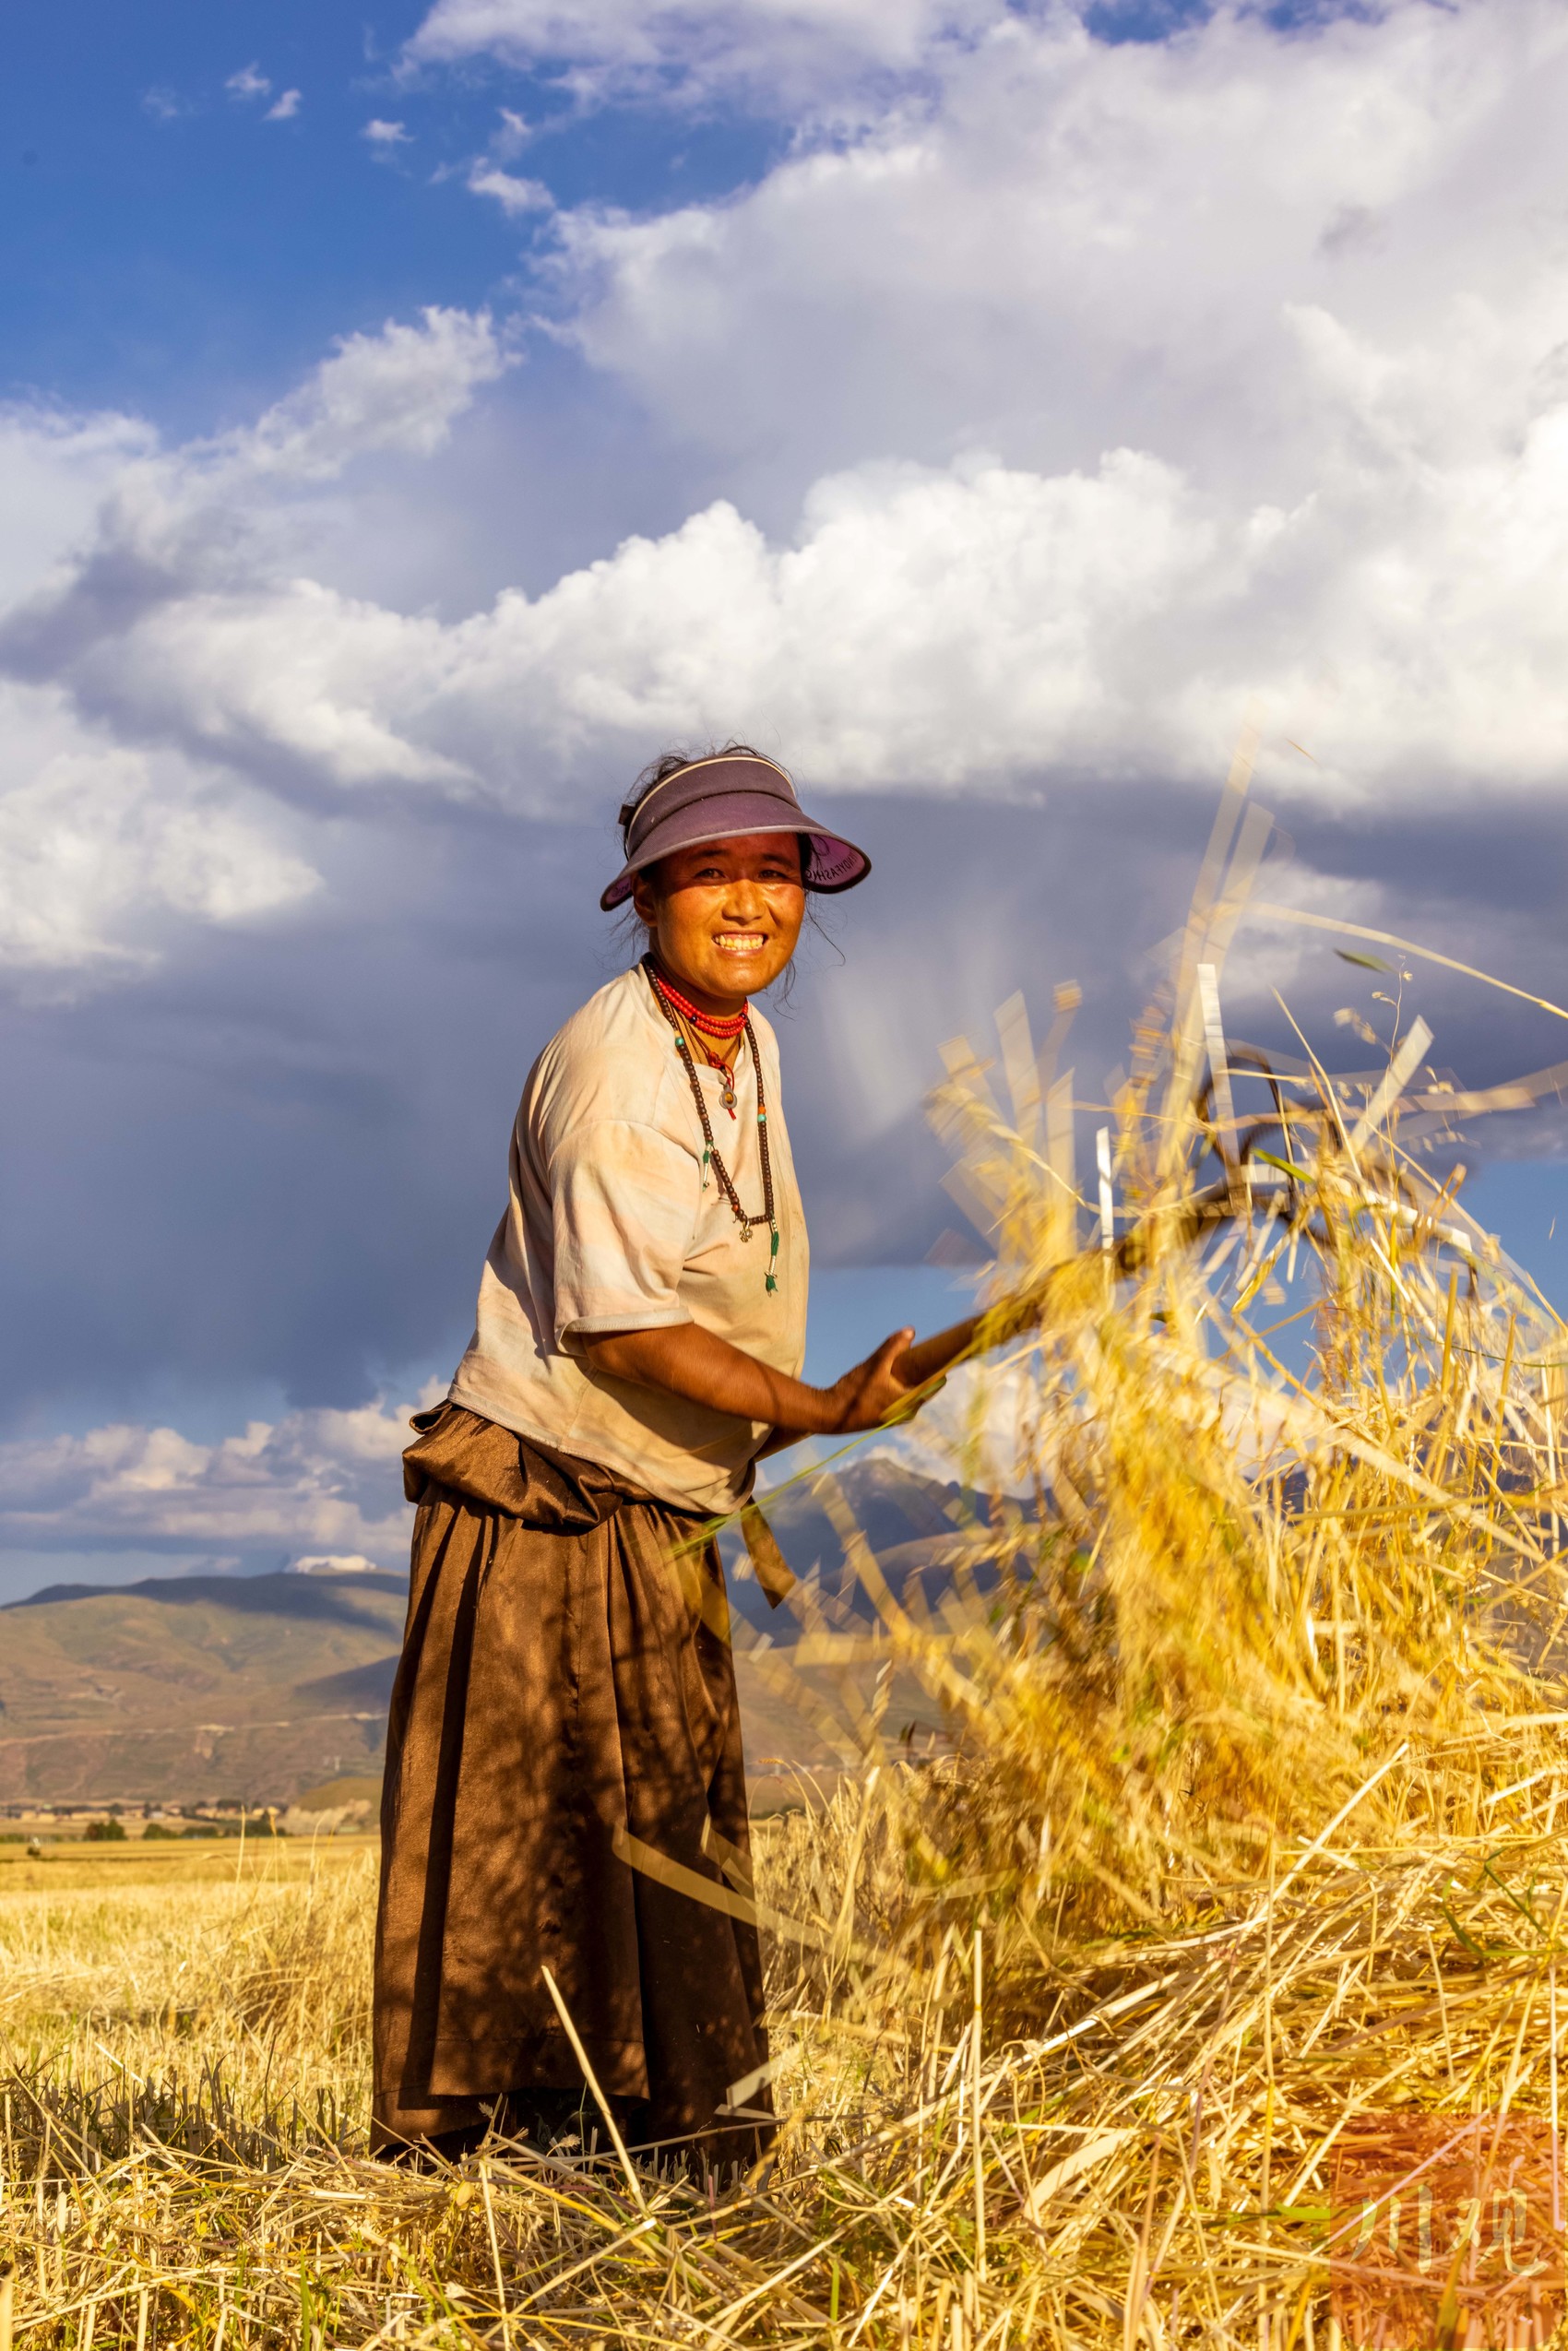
[721,1084,737,1116]
[740,1219,753,1243]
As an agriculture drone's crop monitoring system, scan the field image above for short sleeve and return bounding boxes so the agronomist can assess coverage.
[548,1118,700,1349]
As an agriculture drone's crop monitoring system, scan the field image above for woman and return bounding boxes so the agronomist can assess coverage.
[372,747,936,2168]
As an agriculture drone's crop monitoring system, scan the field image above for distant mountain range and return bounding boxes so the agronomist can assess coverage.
[0,1569,409,1808]
[0,1459,975,1805]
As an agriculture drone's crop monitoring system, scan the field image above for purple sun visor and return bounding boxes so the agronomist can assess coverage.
[599,754,872,910]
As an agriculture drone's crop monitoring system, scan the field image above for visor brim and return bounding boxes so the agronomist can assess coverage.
[600,822,871,911]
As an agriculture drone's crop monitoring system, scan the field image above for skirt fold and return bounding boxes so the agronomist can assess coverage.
[372,1406,769,2164]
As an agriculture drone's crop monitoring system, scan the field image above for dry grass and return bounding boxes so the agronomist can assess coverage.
[6,767,1568,2346]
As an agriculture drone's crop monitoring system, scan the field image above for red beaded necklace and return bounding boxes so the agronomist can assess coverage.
[647,966,748,1040]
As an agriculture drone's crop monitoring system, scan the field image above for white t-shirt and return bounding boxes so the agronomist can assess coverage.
[448,965,809,1514]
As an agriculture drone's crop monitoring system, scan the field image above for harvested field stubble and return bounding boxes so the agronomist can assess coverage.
[6,777,1568,2346]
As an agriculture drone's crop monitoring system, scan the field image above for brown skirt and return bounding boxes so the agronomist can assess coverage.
[372,1403,770,2164]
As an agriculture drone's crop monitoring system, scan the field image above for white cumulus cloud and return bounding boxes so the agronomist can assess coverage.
[0,682,318,980]
[0,406,157,607]
[19,414,1568,821]
[547,0,1568,497]
[0,312,506,976]
[0,1398,418,1566]
[467,164,552,215]
[404,0,1004,108]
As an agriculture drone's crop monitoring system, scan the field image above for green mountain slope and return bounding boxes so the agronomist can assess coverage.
[0,1572,407,1806]
[0,1463,976,1804]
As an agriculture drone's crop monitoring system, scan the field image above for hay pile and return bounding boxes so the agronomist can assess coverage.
[5,776,1568,2346]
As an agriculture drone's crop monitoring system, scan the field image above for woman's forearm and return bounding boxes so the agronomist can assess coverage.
[580,1323,837,1431]
[579,1319,915,1437]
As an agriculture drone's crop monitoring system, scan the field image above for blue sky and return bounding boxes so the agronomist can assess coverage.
[2,1,781,429]
[3,0,1568,1598]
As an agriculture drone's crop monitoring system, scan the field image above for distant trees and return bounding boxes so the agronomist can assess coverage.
[148,1813,289,1840]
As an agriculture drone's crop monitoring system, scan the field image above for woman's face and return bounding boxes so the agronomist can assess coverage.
[633,832,806,1006]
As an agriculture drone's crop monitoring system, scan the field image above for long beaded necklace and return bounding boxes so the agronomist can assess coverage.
[645,966,746,1113]
[643,955,780,1295]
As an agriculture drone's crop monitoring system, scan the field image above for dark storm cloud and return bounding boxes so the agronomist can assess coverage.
[5,778,1565,1445]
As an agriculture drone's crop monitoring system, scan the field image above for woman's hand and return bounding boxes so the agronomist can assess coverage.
[819,1327,919,1431]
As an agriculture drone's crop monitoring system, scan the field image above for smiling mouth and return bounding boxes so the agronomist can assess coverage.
[713,932,766,953]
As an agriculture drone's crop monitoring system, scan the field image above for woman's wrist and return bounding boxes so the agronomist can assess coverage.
[754,1372,823,1434]
[772,1373,872,1436]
